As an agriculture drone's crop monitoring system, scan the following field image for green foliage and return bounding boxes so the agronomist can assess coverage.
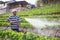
[0,30,60,40]
[0,30,24,40]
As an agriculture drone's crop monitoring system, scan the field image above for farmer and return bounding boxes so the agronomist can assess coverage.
[7,9,21,32]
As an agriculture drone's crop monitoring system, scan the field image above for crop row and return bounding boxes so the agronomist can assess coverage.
[0,30,60,40]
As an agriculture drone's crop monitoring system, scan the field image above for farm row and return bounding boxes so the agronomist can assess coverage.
[0,30,60,40]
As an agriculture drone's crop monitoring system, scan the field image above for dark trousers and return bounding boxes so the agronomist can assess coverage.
[12,28,19,32]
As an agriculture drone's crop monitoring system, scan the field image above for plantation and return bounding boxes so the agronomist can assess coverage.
[0,2,60,40]
[0,3,60,28]
[17,3,60,15]
[0,30,60,40]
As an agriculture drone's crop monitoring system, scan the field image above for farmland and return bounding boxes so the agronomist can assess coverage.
[0,3,60,40]
[0,3,60,28]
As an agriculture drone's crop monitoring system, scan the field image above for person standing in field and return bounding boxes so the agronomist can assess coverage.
[7,9,21,32]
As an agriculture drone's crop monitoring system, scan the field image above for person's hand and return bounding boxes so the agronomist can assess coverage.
[10,21,14,24]
[7,23,10,26]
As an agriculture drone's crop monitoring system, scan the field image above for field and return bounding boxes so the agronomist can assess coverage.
[0,3,60,28]
[0,3,60,40]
